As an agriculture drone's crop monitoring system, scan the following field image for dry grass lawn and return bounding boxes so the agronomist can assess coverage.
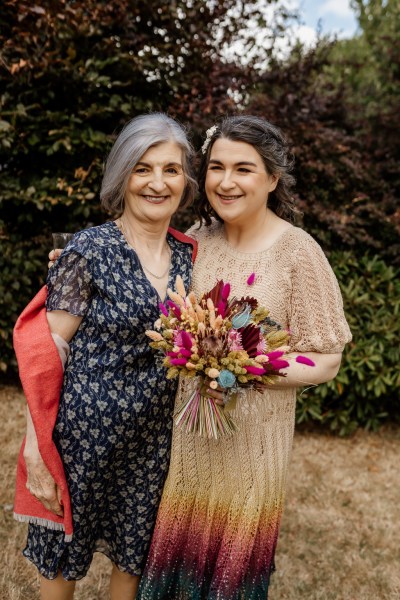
[1,384,399,600]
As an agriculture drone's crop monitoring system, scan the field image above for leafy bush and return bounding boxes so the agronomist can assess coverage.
[296,252,400,435]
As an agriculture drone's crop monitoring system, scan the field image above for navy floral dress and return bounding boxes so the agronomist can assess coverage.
[23,221,193,580]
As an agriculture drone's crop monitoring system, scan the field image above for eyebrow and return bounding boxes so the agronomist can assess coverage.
[135,161,183,167]
[208,159,258,167]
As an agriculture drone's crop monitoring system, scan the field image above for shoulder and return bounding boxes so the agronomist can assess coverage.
[66,222,117,256]
[185,218,223,244]
[279,226,329,262]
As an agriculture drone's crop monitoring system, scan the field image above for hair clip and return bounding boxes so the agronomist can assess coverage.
[201,125,218,154]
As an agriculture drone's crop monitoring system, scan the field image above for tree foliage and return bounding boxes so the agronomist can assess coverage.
[245,34,399,261]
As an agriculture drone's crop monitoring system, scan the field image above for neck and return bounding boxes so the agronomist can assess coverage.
[120,211,171,255]
[224,209,269,249]
[223,209,290,253]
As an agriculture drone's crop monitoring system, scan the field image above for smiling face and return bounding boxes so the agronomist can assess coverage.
[205,138,278,226]
[124,141,185,225]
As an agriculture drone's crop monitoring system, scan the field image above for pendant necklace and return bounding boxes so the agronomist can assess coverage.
[118,218,171,280]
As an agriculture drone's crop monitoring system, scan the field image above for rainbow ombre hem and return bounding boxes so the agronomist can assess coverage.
[137,385,295,599]
[138,490,280,599]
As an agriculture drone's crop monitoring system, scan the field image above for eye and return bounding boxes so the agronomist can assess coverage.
[133,167,148,174]
[208,165,223,171]
[237,167,251,173]
[165,167,180,175]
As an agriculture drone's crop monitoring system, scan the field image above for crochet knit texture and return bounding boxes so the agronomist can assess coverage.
[137,221,352,600]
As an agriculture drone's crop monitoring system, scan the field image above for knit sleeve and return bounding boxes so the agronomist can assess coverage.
[288,236,351,353]
[46,233,94,317]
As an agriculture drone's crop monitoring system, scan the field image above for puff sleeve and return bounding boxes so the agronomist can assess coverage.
[288,235,352,354]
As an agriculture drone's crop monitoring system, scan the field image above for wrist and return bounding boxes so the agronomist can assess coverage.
[24,436,39,453]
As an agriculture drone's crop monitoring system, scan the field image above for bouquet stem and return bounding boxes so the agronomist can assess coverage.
[174,387,238,440]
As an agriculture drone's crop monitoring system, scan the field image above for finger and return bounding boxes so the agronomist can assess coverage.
[48,260,55,269]
[26,486,62,515]
[48,249,56,261]
[56,485,64,509]
[207,388,224,400]
[41,491,64,517]
[42,498,64,517]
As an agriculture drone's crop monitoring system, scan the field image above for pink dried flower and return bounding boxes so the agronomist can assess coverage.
[269,359,289,371]
[228,330,243,351]
[244,365,265,375]
[167,300,181,320]
[256,337,266,353]
[159,302,168,316]
[222,283,231,301]
[170,358,188,366]
[180,330,193,350]
[296,356,315,367]
[266,350,285,361]
[179,348,192,358]
[247,273,256,285]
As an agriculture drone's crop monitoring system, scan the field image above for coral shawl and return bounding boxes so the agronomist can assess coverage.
[13,227,197,542]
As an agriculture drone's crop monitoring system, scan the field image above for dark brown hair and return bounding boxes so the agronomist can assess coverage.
[196,115,298,225]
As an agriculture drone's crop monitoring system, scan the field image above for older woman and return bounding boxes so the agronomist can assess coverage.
[137,115,352,599]
[14,113,197,600]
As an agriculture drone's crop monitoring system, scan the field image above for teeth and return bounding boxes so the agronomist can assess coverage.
[219,195,240,200]
[144,196,167,202]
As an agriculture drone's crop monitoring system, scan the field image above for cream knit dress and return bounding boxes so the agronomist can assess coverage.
[137,221,352,600]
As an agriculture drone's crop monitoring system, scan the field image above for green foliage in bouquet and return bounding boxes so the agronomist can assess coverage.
[296,252,400,435]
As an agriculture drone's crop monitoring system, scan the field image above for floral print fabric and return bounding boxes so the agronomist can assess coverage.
[23,222,193,580]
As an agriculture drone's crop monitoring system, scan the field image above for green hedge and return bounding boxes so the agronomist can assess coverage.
[296,252,400,434]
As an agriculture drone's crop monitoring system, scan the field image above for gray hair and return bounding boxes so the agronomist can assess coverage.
[196,115,298,224]
[100,113,197,215]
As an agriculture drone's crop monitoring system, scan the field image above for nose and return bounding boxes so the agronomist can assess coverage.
[148,170,167,193]
[219,171,235,191]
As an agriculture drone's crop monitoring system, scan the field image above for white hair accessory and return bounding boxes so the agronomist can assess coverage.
[201,125,218,154]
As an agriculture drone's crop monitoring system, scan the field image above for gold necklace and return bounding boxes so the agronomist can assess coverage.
[117,218,172,280]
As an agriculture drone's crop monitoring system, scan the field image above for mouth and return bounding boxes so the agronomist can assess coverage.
[141,195,170,204]
[217,193,243,203]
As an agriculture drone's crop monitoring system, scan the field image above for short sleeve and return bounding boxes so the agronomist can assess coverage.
[46,235,94,317]
[288,236,352,353]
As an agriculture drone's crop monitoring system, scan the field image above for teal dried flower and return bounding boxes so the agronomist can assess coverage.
[232,304,252,329]
[218,369,237,388]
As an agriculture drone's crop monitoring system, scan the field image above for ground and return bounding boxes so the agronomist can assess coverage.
[1,384,399,599]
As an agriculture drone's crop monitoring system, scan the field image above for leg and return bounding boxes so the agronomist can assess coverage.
[40,572,76,600]
[110,565,140,600]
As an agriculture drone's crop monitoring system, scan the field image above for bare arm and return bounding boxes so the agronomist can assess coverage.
[209,352,342,403]
[267,351,342,389]
[46,309,82,343]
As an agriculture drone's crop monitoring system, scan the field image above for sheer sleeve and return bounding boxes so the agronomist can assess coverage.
[46,235,94,317]
[288,236,352,354]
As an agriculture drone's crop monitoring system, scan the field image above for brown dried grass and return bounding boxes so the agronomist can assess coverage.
[0,384,399,599]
